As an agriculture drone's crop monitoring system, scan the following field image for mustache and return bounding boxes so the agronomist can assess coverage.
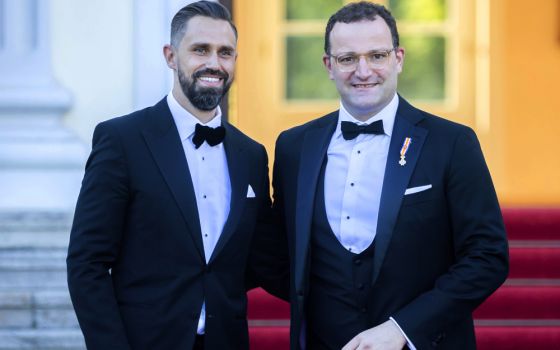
[193,68,229,81]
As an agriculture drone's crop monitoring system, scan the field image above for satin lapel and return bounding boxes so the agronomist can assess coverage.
[208,124,248,263]
[142,99,205,261]
[372,102,428,286]
[294,114,337,293]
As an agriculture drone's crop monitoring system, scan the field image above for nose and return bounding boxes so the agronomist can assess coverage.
[205,51,220,69]
[354,56,372,78]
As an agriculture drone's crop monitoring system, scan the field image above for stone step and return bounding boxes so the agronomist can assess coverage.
[0,290,73,309]
[0,212,72,233]
[0,270,66,290]
[0,329,85,350]
[0,232,70,249]
[0,248,68,289]
[0,290,77,329]
[0,249,66,271]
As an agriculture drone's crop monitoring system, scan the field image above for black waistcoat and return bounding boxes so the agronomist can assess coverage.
[306,159,376,350]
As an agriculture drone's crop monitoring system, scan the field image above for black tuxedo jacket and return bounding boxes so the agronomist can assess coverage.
[270,97,509,349]
[67,98,271,350]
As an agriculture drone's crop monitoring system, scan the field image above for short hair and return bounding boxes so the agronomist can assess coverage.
[324,1,399,54]
[170,1,237,48]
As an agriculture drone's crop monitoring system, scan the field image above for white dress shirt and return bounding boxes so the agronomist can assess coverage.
[324,94,397,253]
[167,92,231,335]
[324,93,416,349]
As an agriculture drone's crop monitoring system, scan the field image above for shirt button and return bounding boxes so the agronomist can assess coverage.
[350,183,354,187]
[202,156,205,161]
[204,234,208,237]
[203,195,207,199]
[357,150,361,154]
[346,216,350,220]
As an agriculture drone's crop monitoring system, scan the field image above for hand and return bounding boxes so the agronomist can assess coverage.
[341,320,406,350]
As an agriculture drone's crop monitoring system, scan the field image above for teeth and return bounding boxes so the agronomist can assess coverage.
[354,84,375,88]
[199,77,221,83]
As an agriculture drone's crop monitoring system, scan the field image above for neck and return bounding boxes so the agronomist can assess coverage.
[172,87,217,124]
[344,106,382,122]
[342,99,392,122]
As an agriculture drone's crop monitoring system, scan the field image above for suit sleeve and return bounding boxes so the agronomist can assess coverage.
[247,142,290,300]
[66,122,132,350]
[392,128,509,347]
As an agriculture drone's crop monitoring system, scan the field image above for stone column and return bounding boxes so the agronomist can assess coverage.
[0,0,87,212]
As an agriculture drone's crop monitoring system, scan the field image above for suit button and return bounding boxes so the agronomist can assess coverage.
[297,290,304,296]
[360,307,367,313]
[357,283,364,290]
[207,314,214,319]
[354,259,362,265]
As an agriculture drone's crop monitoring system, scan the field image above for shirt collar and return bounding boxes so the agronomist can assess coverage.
[334,93,399,139]
[166,91,222,141]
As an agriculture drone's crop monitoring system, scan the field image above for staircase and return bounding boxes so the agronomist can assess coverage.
[0,212,85,350]
[1,208,558,349]
[473,207,560,349]
[247,207,560,349]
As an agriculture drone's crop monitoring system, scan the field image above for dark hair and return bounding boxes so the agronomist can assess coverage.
[170,1,237,48]
[324,1,399,54]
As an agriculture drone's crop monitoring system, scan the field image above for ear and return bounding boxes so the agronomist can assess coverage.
[323,54,334,80]
[163,44,177,70]
[395,47,405,74]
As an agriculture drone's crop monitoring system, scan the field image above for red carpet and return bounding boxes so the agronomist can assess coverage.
[248,207,560,349]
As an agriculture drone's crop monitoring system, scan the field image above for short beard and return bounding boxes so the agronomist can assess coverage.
[178,67,232,111]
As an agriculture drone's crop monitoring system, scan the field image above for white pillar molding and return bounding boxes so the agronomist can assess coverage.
[0,0,87,212]
[0,0,71,119]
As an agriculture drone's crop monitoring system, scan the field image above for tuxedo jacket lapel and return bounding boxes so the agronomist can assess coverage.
[294,113,338,293]
[208,123,249,263]
[373,97,428,285]
[142,99,205,261]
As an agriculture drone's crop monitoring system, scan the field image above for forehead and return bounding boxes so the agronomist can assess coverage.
[329,19,393,53]
[180,16,236,48]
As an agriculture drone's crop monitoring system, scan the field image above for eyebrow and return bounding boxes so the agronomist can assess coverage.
[335,48,393,55]
[189,42,236,51]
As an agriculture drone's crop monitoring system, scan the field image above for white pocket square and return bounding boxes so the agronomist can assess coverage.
[246,185,256,198]
[404,184,432,195]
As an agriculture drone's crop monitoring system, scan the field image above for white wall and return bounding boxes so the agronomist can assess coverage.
[50,0,135,143]
[49,0,208,144]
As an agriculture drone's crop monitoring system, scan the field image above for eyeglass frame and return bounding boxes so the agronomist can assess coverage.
[327,48,398,72]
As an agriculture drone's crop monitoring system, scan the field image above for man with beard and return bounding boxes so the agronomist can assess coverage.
[67,2,272,349]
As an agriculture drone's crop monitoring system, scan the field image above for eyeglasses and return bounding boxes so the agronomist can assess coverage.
[329,48,396,72]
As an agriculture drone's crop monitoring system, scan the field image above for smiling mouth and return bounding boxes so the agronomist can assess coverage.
[352,83,378,88]
[193,68,228,87]
[198,76,222,83]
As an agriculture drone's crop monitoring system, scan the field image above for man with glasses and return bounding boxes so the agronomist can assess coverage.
[262,2,508,349]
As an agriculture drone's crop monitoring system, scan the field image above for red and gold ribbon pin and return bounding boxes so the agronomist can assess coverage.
[399,137,412,166]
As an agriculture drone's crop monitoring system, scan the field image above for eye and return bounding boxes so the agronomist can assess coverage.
[370,52,388,61]
[338,55,357,65]
[193,47,208,55]
[219,49,235,58]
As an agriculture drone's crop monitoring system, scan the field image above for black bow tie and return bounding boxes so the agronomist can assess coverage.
[341,120,385,140]
[192,123,226,149]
